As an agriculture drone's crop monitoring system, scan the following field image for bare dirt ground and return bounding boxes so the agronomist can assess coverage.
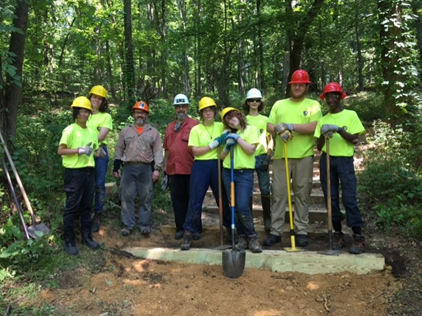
[33,217,422,316]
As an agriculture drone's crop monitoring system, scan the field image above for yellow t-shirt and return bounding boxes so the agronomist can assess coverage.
[87,112,113,145]
[223,125,259,169]
[269,98,322,158]
[314,109,365,157]
[246,114,269,156]
[59,123,98,168]
[188,122,225,160]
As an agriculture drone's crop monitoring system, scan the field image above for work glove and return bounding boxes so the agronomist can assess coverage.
[161,173,169,191]
[78,142,94,156]
[226,133,240,142]
[320,124,346,138]
[275,123,294,135]
[279,129,293,143]
[209,131,230,150]
[222,138,237,155]
[94,144,107,158]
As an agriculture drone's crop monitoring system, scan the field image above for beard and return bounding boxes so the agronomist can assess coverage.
[177,112,186,120]
[136,118,146,125]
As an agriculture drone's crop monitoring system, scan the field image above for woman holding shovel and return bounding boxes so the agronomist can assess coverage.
[87,85,113,233]
[220,107,262,253]
[58,96,100,255]
[314,83,366,254]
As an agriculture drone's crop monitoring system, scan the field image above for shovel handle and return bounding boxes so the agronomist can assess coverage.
[0,131,37,224]
[284,142,296,250]
[217,146,224,246]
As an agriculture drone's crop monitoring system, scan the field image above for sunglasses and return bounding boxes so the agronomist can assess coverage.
[247,99,261,103]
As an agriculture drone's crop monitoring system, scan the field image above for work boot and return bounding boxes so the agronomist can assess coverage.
[175,230,184,240]
[235,236,248,251]
[349,234,365,254]
[261,195,272,232]
[81,232,100,250]
[192,232,201,240]
[248,236,262,253]
[181,232,192,251]
[91,212,101,233]
[140,227,151,236]
[296,234,309,247]
[263,234,281,246]
[64,238,78,256]
[331,232,345,250]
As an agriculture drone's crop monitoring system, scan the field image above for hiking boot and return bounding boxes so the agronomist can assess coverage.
[349,234,365,254]
[140,227,151,236]
[81,232,100,250]
[181,232,192,251]
[91,213,101,233]
[235,236,248,251]
[192,232,201,240]
[296,234,309,247]
[263,234,281,246]
[175,230,184,240]
[332,232,345,250]
[248,236,262,253]
[64,239,78,256]
[121,227,132,237]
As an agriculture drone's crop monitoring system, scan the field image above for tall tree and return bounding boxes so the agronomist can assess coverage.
[0,0,29,142]
[124,0,136,102]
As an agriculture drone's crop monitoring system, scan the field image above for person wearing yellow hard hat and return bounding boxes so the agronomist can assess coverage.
[242,88,273,232]
[57,96,100,255]
[265,70,322,248]
[219,107,262,253]
[113,101,163,237]
[180,97,231,251]
[87,85,113,233]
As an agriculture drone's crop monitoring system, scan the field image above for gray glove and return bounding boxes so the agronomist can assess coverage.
[275,123,294,135]
[78,142,94,156]
[222,138,237,154]
[321,124,346,137]
[161,173,169,191]
[279,130,293,143]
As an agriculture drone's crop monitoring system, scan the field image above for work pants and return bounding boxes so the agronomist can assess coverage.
[169,174,191,233]
[94,145,109,214]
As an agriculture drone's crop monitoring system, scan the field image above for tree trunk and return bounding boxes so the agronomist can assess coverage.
[1,0,29,142]
[257,0,265,93]
[411,1,422,62]
[123,0,135,102]
[176,0,191,95]
[106,40,116,100]
[356,11,364,91]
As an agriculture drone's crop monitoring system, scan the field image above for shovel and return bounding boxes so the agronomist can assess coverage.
[318,137,343,256]
[283,142,302,252]
[2,158,30,240]
[0,131,50,238]
[222,146,246,278]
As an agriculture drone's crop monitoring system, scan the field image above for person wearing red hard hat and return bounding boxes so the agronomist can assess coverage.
[315,82,366,254]
[113,100,163,237]
[265,69,322,248]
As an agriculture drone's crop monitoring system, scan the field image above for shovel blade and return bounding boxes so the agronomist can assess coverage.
[222,249,246,278]
[27,223,50,239]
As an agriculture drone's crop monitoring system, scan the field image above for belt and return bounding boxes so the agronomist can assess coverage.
[123,161,150,165]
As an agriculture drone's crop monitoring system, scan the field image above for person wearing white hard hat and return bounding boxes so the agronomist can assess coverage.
[58,97,100,255]
[242,88,273,232]
[163,94,199,240]
[265,70,322,248]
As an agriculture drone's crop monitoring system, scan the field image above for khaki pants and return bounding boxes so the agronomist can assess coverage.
[270,156,313,236]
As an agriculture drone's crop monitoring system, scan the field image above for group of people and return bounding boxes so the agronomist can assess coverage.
[58,69,366,256]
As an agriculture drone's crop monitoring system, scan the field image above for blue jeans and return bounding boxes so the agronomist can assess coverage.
[255,168,270,196]
[120,163,153,230]
[183,160,231,233]
[63,168,95,239]
[222,168,257,237]
[94,145,109,213]
[319,154,363,228]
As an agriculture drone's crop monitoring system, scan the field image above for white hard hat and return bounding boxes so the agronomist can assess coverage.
[173,94,190,105]
[246,88,262,99]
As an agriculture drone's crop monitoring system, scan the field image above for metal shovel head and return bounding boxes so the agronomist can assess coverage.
[222,249,246,279]
[317,249,344,256]
[27,223,50,239]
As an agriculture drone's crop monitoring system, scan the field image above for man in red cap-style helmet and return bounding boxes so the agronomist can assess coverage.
[113,101,163,237]
[314,83,366,254]
[265,70,322,248]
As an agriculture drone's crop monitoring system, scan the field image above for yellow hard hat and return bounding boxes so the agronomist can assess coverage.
[71,96,92,111]
[198,97,217,111]
[89,85,108,99]
[221,107,240,122]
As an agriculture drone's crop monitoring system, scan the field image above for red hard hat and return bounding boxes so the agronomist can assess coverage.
[132,101,150,113]
[320,82,347,100]
[289,70,312,84]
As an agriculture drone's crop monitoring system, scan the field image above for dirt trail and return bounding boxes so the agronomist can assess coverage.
[36,225,403,316]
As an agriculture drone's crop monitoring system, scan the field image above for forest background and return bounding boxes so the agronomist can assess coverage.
[0,0,421,314]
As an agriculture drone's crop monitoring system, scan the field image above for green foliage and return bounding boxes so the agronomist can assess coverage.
[359,120,422,238]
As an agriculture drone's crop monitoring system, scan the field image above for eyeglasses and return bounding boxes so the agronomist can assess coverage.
[247,99,261,103]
